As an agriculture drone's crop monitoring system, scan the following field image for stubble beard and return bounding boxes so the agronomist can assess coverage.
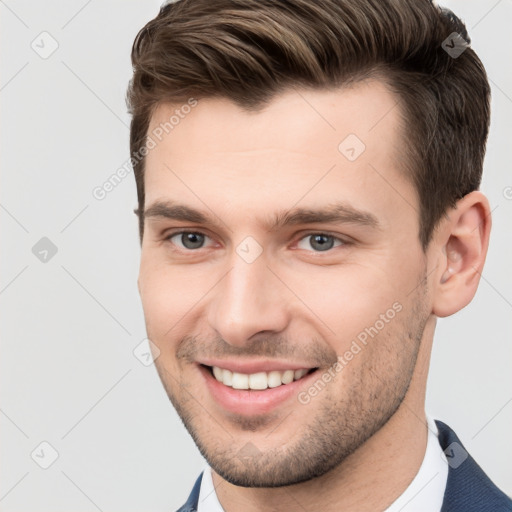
[153,282,429,488]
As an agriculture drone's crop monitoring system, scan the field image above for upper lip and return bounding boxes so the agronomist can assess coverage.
[198,358,318,374]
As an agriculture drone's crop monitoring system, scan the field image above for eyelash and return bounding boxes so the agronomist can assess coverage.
[163,230,348,253]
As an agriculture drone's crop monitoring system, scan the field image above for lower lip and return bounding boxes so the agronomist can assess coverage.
[199,364,318,416]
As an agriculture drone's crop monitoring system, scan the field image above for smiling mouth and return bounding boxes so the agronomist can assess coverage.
[203,364,318,391]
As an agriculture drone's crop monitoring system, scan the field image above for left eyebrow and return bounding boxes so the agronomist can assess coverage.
[267,203,381,231]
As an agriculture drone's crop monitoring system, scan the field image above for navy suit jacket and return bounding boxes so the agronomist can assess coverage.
[176,420,512,511]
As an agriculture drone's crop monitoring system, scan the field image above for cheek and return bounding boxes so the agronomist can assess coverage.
[138,257,215,337]
[281,261,406,346]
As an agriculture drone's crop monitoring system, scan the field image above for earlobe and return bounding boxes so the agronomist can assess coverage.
[432,191,491,318]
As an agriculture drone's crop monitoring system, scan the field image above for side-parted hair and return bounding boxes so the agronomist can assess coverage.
[126,0,490,248]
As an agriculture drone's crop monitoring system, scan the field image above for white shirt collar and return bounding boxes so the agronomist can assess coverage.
[383,415,448,511]
[197,415,448,512]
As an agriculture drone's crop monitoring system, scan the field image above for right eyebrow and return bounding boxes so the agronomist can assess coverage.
[139,201,211,225]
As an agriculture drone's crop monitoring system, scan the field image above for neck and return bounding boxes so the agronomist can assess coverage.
[213,317,436,512]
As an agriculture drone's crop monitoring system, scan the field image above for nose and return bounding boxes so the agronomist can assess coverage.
[207,252,290,348]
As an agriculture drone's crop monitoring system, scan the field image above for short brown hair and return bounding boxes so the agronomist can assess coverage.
[126,0,490,248]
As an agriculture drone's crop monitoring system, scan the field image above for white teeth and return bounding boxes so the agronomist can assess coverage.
[248,372,268,390]
[211,366,312,390]
[281,370,294,384]
[294,368,308,380]
[231,372,249,390]
[267,371,282,388]
[222,369,233,386]
[212,366,223,381]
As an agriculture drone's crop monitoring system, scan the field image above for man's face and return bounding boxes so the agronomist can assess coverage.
[138,81,432,487]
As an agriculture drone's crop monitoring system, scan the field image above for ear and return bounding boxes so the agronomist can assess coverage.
[431,191,491,318]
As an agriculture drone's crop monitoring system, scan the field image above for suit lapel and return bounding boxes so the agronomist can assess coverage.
[176,472,203,512]
[436,420,512,511]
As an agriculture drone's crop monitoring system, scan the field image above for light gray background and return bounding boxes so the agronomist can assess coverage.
[1,1,511,510]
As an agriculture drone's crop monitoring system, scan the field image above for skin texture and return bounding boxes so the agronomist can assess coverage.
[138,81,491,511]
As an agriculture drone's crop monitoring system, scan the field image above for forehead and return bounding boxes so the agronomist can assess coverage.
[143,81,415,229]
[147,80,403,156]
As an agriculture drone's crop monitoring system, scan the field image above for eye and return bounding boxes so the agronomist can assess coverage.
[166,231,212,250]
[296,233,344,252]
